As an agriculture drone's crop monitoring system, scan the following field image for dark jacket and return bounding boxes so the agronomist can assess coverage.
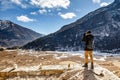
[82,33,94,51]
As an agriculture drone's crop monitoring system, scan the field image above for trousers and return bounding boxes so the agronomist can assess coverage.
[84,51,93,64]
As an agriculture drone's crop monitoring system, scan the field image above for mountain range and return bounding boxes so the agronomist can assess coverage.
[17,0,120,53]
[0,20,43,47]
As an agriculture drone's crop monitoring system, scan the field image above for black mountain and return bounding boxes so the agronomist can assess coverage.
[23,0,120,52]
[0,20,43,47]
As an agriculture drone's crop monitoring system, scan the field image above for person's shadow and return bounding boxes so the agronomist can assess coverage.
[83,67,97,80]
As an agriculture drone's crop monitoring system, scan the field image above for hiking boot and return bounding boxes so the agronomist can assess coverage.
[82,63,88,67]
[91,63,94,69]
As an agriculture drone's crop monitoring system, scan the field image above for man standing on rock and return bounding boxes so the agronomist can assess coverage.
[82,30,94,69]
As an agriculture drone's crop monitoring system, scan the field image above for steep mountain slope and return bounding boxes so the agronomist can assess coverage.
[0,20,43,47]
[23,0,120,52]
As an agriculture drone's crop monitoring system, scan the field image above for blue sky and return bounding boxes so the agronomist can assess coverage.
[0,0,114,35]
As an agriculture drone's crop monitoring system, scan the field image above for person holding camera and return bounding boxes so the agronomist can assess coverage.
[82,30,94,69]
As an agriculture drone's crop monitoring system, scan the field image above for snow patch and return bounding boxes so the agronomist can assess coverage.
[14,65,40,72]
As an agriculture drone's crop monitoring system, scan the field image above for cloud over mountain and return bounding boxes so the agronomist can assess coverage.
[17,15,35,22]
[100,2,110,7]
[58,12,76,19]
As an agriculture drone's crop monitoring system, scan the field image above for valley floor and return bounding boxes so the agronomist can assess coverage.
[0,49,120,80]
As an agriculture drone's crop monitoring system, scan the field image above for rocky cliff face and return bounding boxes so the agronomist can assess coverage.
[0,20,43,47]
[23,0,120,52]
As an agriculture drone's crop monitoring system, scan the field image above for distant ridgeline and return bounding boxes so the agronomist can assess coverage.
[23,0,120,53]
[0,20,43,48]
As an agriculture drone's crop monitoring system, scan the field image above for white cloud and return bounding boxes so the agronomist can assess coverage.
[100,2,109,7]
[11,0,21,5]
[92,0,101,4]
[30,0,70,9]
[92,0,111,7]
[30,12,37,15]
[39,9,47,14]
[11,0,27,8]
[30,9,51,15]
[17,15,35,22]
[58,12,76,19]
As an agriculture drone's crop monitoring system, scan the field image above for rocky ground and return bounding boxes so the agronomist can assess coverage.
[0,49,120,80]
